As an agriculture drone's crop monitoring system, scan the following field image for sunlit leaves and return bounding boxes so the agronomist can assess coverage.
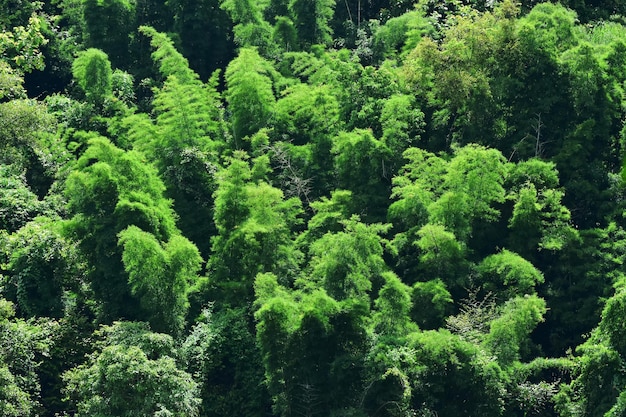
[118,226,201,334]
[484,295,546,366]
[72,49,113,105]
[477,250,544,300]
[225,48,277,142]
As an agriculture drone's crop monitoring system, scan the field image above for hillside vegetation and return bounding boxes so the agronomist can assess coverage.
[3,0,626,415]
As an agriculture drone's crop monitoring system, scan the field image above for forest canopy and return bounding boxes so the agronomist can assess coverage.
[3,0,626,416]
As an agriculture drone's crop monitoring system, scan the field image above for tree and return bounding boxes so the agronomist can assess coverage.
[372,271,416,337]
[72,48,113,105]
[64,137,201,334]
[332,129,392,222]
[305,216,389,301]
[63,322,200,416]
[408,329,506,417]
[82,0,136,69]
[225,47,277,144]
[0,165,45,234]
[0,299,52,416]
[289,0,335,47]
[411,278,453,329]
[554,287,626,416]
[414,223,467,291]
[5,217,83,318]
[182,307,271,417]
[129,27,225,256]
[483,295,546,367]
[206,153,302,307]
[118,226,202,335]
[255,276,370,416]
[380,93,425,174]
[476,250,544,301]
[167,0,234,80]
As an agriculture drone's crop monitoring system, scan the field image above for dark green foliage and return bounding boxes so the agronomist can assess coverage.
[0,299,53,416]
[82,0,136,69]
[182,307,271,417]
[167,0,235,80]
[0,165,44,233]
[289,0,335,47]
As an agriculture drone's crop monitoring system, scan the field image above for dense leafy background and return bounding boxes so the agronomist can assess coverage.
[3,0,626,415]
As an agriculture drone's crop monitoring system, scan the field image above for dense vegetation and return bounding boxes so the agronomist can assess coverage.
[3,0,626,415]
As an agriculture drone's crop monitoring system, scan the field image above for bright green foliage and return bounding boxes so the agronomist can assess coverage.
[63,322,200,417]
[508,183,575,254]
[414,223,466,289]
[296,189,354,253]
[505,158,576,259]
[4,0,626,415]
[429,144,508,240]
[118,226,202,335]
[0,61,25,100]
[287,49,400,134]
[555,336,623,417]
[390,145,508,261]
[372,9,435,60]
[477,250,544,301]
[600,289,626,358]
[130,27,224,256]
[273,83,340,146]
[393,147,447,199]
[517,3,579,58]
[255,276,370,416]
[0,99,57,171]
[139,25,197,84]
[5,217,83,318]
[305,216,389,301]
[0,13,47,74]
[408,329,506,417]
[220,0,275,53]
[72,49,113,105]
[388,147,445,237]
[65,137,200,331]
[380,93,424,173]
[208,154,302,306]
[402,7,503,150]
[225,47,277,143]
[484,295,546,367]
[372,271,416,336]
[271,82,341,196]
[554,287,626,417]
[0,364,32,417]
